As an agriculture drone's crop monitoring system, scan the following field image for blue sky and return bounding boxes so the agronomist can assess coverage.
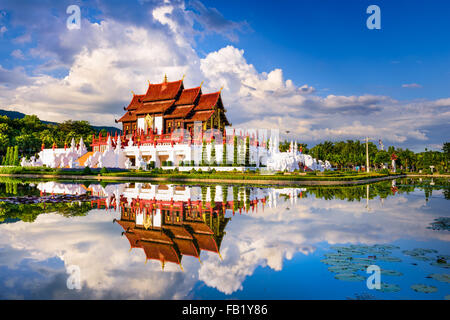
[0,0,449,151]
[208,0,450,101]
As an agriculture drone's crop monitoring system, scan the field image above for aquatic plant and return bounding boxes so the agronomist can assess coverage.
[427,217,450,231]
[376,283,401,293]
[380,269,403,276]
[334,273,365,282]
[427,273,450,283]
[411,284,438,293]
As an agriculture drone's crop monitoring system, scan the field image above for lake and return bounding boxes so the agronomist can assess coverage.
[0,177,448,300]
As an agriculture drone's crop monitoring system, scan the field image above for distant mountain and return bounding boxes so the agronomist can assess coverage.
[0,109,122,134]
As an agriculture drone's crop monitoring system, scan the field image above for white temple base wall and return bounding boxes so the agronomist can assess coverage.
[24,135,331,173]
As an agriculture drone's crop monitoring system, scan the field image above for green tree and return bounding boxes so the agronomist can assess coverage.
[245,136,250,166]
[222,141,227,165]
[211,139,216,165]
[201,139,207,166]
[2,147,10,165]
[13,146,19,166]
[233,136,238,166]
[8,146,15,165]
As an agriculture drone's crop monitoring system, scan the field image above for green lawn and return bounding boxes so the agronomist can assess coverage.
[3,165,447,182]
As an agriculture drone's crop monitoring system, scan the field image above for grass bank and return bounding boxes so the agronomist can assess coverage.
[0,166,407,185]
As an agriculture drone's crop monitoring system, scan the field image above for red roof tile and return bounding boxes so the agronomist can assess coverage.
[183,221,214,235]
[139,240,181,264]
[143,80,183,102]
[164,104,195,119]
[195,92,220,111]
[175,87,201,105]
[133,228,173,244]
[115,220,136,231]
[136,100,175,115]
[126,94,145,111]
[173,238,199,257]
[186,110,215,122]
[118,111,137,122]
[164,225,193,240]
[193,233,219,253]
[124,231,141,249]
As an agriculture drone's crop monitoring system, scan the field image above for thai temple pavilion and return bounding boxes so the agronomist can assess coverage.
[117,75,230,136]
[36,181,303,269]
[22,75,332,172]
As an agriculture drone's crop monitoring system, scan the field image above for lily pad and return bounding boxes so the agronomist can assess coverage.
[430,261,450,269]
[411,284,438,293]
[321,258,351,266]
[334,273,365,282]
[352,263,371,271]
[380,269,403,277]
[353,257,375,264]
[411,255,433,261]
[428,273,450,283]
[373,244,400,250]
[402,250,421,257]
[328,265,358,273]
[376,256,402,262]
[376,283,401,293]
[324,253,349,259]
[436,255,450,261]
[427,217,450,231]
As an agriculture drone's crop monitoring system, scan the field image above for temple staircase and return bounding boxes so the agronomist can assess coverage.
[77,151,93,167]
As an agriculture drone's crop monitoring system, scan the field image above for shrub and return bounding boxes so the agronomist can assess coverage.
[100,167,108,174]
[190,160,195,167]
[82,166,92,174]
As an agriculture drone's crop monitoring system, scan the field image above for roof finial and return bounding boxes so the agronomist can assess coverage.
[131,90,135,95]
[200,81,204,88]
[182,74,186,81]
[148,80,150,85]
[164,74,168,83]
[219,86,224,93]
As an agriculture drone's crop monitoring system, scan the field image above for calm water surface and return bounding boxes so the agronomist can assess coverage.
[0,178,448,300]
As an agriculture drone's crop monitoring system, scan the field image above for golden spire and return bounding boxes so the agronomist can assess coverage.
[148,80,150,85]
[179,263,184,272]
[131,90,135,95]
[200,81,204,88]
[164,74,168,83]
[219,86,224,93]
[182,74,186,81]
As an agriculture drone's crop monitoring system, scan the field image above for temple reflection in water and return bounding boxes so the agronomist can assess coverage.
[36,181,306,269]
